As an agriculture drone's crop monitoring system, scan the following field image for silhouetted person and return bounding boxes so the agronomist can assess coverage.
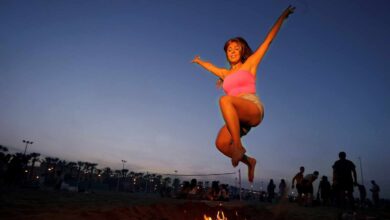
[178,181,191,199]
[267,179,276,202]
[356,183,367,208]
[301,171,319,206]
[292,166,305,200]
[370,180,380,207]
[332,152,357,209]
[318,175,331,206]
[207,181,221,201]
[219,184,229,201]
[188,178,198,199]
[279,179,287,199]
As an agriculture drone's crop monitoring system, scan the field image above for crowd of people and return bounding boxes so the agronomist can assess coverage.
[0,145,383,209]
[289,152,381,210]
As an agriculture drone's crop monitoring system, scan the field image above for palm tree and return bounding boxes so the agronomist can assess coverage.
[121,169,129,178]
[66,162,77,180]
[0,145,10,179]
[89,163,98,179]
[163,177,172,187]
[114,169,122,191]
[52,157,59,171]
[57,160,67,173]
[0,145,8,152]
[101,167,112,181]
[172,178,181,193]
[87,163,97,190]
[41,157,60,186]
[28,152,40,180]
[76,161,85,187]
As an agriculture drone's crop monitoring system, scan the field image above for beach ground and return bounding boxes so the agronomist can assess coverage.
[0,188,388,220]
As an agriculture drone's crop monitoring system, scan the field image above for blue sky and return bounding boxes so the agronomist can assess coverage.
[1,0,389,197]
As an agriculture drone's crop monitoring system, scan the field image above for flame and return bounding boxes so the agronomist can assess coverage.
[203,211,227,220]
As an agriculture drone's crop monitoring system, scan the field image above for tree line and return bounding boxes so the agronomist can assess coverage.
[0,145,182,194]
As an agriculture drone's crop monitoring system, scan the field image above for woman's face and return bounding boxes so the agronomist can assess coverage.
[226,41,242,65]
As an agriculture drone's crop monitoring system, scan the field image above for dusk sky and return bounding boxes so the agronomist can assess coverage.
[1,0,389,197]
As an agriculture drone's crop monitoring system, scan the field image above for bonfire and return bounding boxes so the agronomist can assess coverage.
[204,211,227,220]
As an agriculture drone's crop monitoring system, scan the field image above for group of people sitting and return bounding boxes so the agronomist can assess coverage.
[176,179,229,201]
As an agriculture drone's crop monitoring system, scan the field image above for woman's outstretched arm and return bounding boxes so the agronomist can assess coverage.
[192,55,227,79]
[246,5,295,72]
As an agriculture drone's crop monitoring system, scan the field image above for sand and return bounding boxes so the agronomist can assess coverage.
[0,188,387,220]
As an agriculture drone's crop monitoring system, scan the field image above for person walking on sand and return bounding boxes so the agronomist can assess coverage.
[370,180,380,207]
[317,175,331,206]
[332,151,357,209]
[192,5,295,183]
[292,166,305,200]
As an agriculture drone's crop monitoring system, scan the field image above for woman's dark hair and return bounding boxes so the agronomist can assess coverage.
[223,37,253,63]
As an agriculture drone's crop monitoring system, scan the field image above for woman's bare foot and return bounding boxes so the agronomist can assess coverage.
[231,146,246,167]
[247,157,257,183]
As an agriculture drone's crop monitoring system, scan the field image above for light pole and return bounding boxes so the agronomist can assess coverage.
[117,160,126,192]
[23,140,33,155]
[121,160,127,170]
[358,156,364,184]
[121,160,127,179]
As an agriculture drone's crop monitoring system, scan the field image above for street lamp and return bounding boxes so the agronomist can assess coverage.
[23,140,33,155]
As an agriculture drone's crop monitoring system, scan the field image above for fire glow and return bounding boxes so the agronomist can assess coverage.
[203,211,227,220]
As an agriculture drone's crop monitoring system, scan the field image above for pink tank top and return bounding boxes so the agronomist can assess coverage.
[222,70,256,96]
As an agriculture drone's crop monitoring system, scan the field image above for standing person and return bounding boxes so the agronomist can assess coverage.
[267,179,276,202]
[292,166,305,200]
[332,151,357,208]
[317,176,331,206]
[192,6,295,182]
[370,180,380,207]
[278,179,287,199]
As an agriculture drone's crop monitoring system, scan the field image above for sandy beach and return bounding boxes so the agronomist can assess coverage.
[2,188,388,220]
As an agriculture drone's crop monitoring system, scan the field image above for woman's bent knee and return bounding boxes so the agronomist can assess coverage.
[219,95,232,106]
[215,137,230,150]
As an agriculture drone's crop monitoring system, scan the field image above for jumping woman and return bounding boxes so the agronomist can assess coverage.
[192,6,295,182]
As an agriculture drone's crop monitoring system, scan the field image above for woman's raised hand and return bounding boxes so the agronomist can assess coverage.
[285,5,296,18]
[191,55,201,64]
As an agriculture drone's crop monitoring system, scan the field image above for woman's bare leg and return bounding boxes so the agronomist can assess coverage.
[215,125,233,157]
[219,95,262,166]
[215,127,257,183]
[241,155,257,183]
[216,96,263,182]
